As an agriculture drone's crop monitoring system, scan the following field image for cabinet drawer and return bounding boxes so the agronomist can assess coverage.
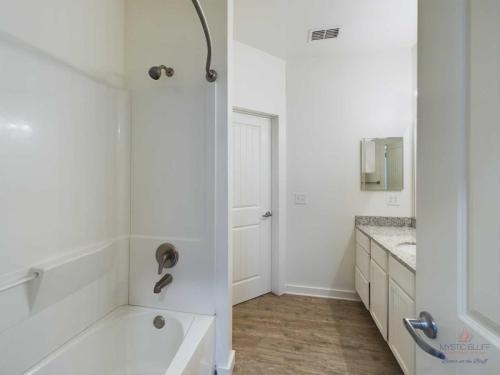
[356,229,370,253]
[355,266,370,310]
[371,240,388,271]
[356,243,370,280]
[389,256,415,299]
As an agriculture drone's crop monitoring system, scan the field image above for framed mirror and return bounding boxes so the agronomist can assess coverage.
[361,137,404,191]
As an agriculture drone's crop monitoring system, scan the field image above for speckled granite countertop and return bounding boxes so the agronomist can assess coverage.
[356,225,416,273]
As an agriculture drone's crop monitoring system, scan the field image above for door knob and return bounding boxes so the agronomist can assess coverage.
[403,311,446,360]
[262,211,272,218]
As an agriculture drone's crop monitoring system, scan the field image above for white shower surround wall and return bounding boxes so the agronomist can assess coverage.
[0,0,126,88]
[127,0,216,312]
[0,0,231,373]
[126,0,232,372]
[0,12,130,373]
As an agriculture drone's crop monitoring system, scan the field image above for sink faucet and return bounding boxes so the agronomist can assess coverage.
[154,273,173,294]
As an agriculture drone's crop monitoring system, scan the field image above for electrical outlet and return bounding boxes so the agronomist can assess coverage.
[294,193,308,205]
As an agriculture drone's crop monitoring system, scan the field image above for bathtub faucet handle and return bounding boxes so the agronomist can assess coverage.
[158,255,167,275]
[155,243,179,275]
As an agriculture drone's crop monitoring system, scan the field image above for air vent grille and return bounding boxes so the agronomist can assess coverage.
[308,27,340,42]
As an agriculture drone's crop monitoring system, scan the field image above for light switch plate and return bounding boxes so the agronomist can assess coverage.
[386,194,400,206]
[294,193,308,205]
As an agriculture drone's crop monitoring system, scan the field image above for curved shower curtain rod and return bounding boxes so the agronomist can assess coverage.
[191,0,217,83]
[148,0,217,82]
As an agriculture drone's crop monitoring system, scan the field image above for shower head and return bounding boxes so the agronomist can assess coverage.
[148,65,174,80]
[148,66,162,80]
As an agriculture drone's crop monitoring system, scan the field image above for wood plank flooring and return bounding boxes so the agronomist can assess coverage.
[233,294,403,375]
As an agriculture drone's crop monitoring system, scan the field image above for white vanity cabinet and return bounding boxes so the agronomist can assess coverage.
[355,227,416,375]
[369,241,389,341]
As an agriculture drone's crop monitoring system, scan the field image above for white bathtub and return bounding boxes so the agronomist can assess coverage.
[23,306,215,375]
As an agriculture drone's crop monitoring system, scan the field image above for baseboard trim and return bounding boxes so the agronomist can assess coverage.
[216,350,235,375]
[285,284,360,301]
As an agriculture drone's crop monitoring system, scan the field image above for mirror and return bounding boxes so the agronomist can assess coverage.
[361,137,404,191]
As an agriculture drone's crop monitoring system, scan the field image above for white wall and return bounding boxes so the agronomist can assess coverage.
[0,2,129,373]
[0,0,125,87]
[233,41,287,293]
[233,0,417,61]
[233,0,287,59]
[233,42,286,115]
[285,49,415,298]
[126,0,231,371]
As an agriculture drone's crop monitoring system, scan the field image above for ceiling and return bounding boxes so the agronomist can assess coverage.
[234,0,417,60]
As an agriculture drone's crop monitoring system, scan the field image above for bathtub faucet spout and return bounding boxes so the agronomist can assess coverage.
[154,273,173,294]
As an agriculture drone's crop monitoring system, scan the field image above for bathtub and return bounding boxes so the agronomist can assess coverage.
[23,306,215,375]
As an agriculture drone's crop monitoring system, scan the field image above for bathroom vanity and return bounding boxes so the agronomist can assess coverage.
[354,217,416,375]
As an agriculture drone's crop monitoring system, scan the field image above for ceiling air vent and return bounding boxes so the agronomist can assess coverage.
[308,27,340,42]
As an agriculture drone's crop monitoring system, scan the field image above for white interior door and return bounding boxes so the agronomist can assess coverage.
[231,112,272,305]
[416,1,499,374]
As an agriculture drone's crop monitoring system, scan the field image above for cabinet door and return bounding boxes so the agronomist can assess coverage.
[355,266,370,310]
[356,229,370,252]
[388,279,415,375]
[355,243,370,280]
[370,259,388,340]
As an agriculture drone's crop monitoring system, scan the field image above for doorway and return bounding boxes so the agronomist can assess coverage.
[231,111,273,305]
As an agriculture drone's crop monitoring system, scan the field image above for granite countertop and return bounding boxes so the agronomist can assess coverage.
[356,224,416,273]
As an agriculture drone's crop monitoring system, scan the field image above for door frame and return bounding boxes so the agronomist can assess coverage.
[232,107,286,296]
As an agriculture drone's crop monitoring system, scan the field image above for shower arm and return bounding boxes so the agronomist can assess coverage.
[191,0,217,82]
